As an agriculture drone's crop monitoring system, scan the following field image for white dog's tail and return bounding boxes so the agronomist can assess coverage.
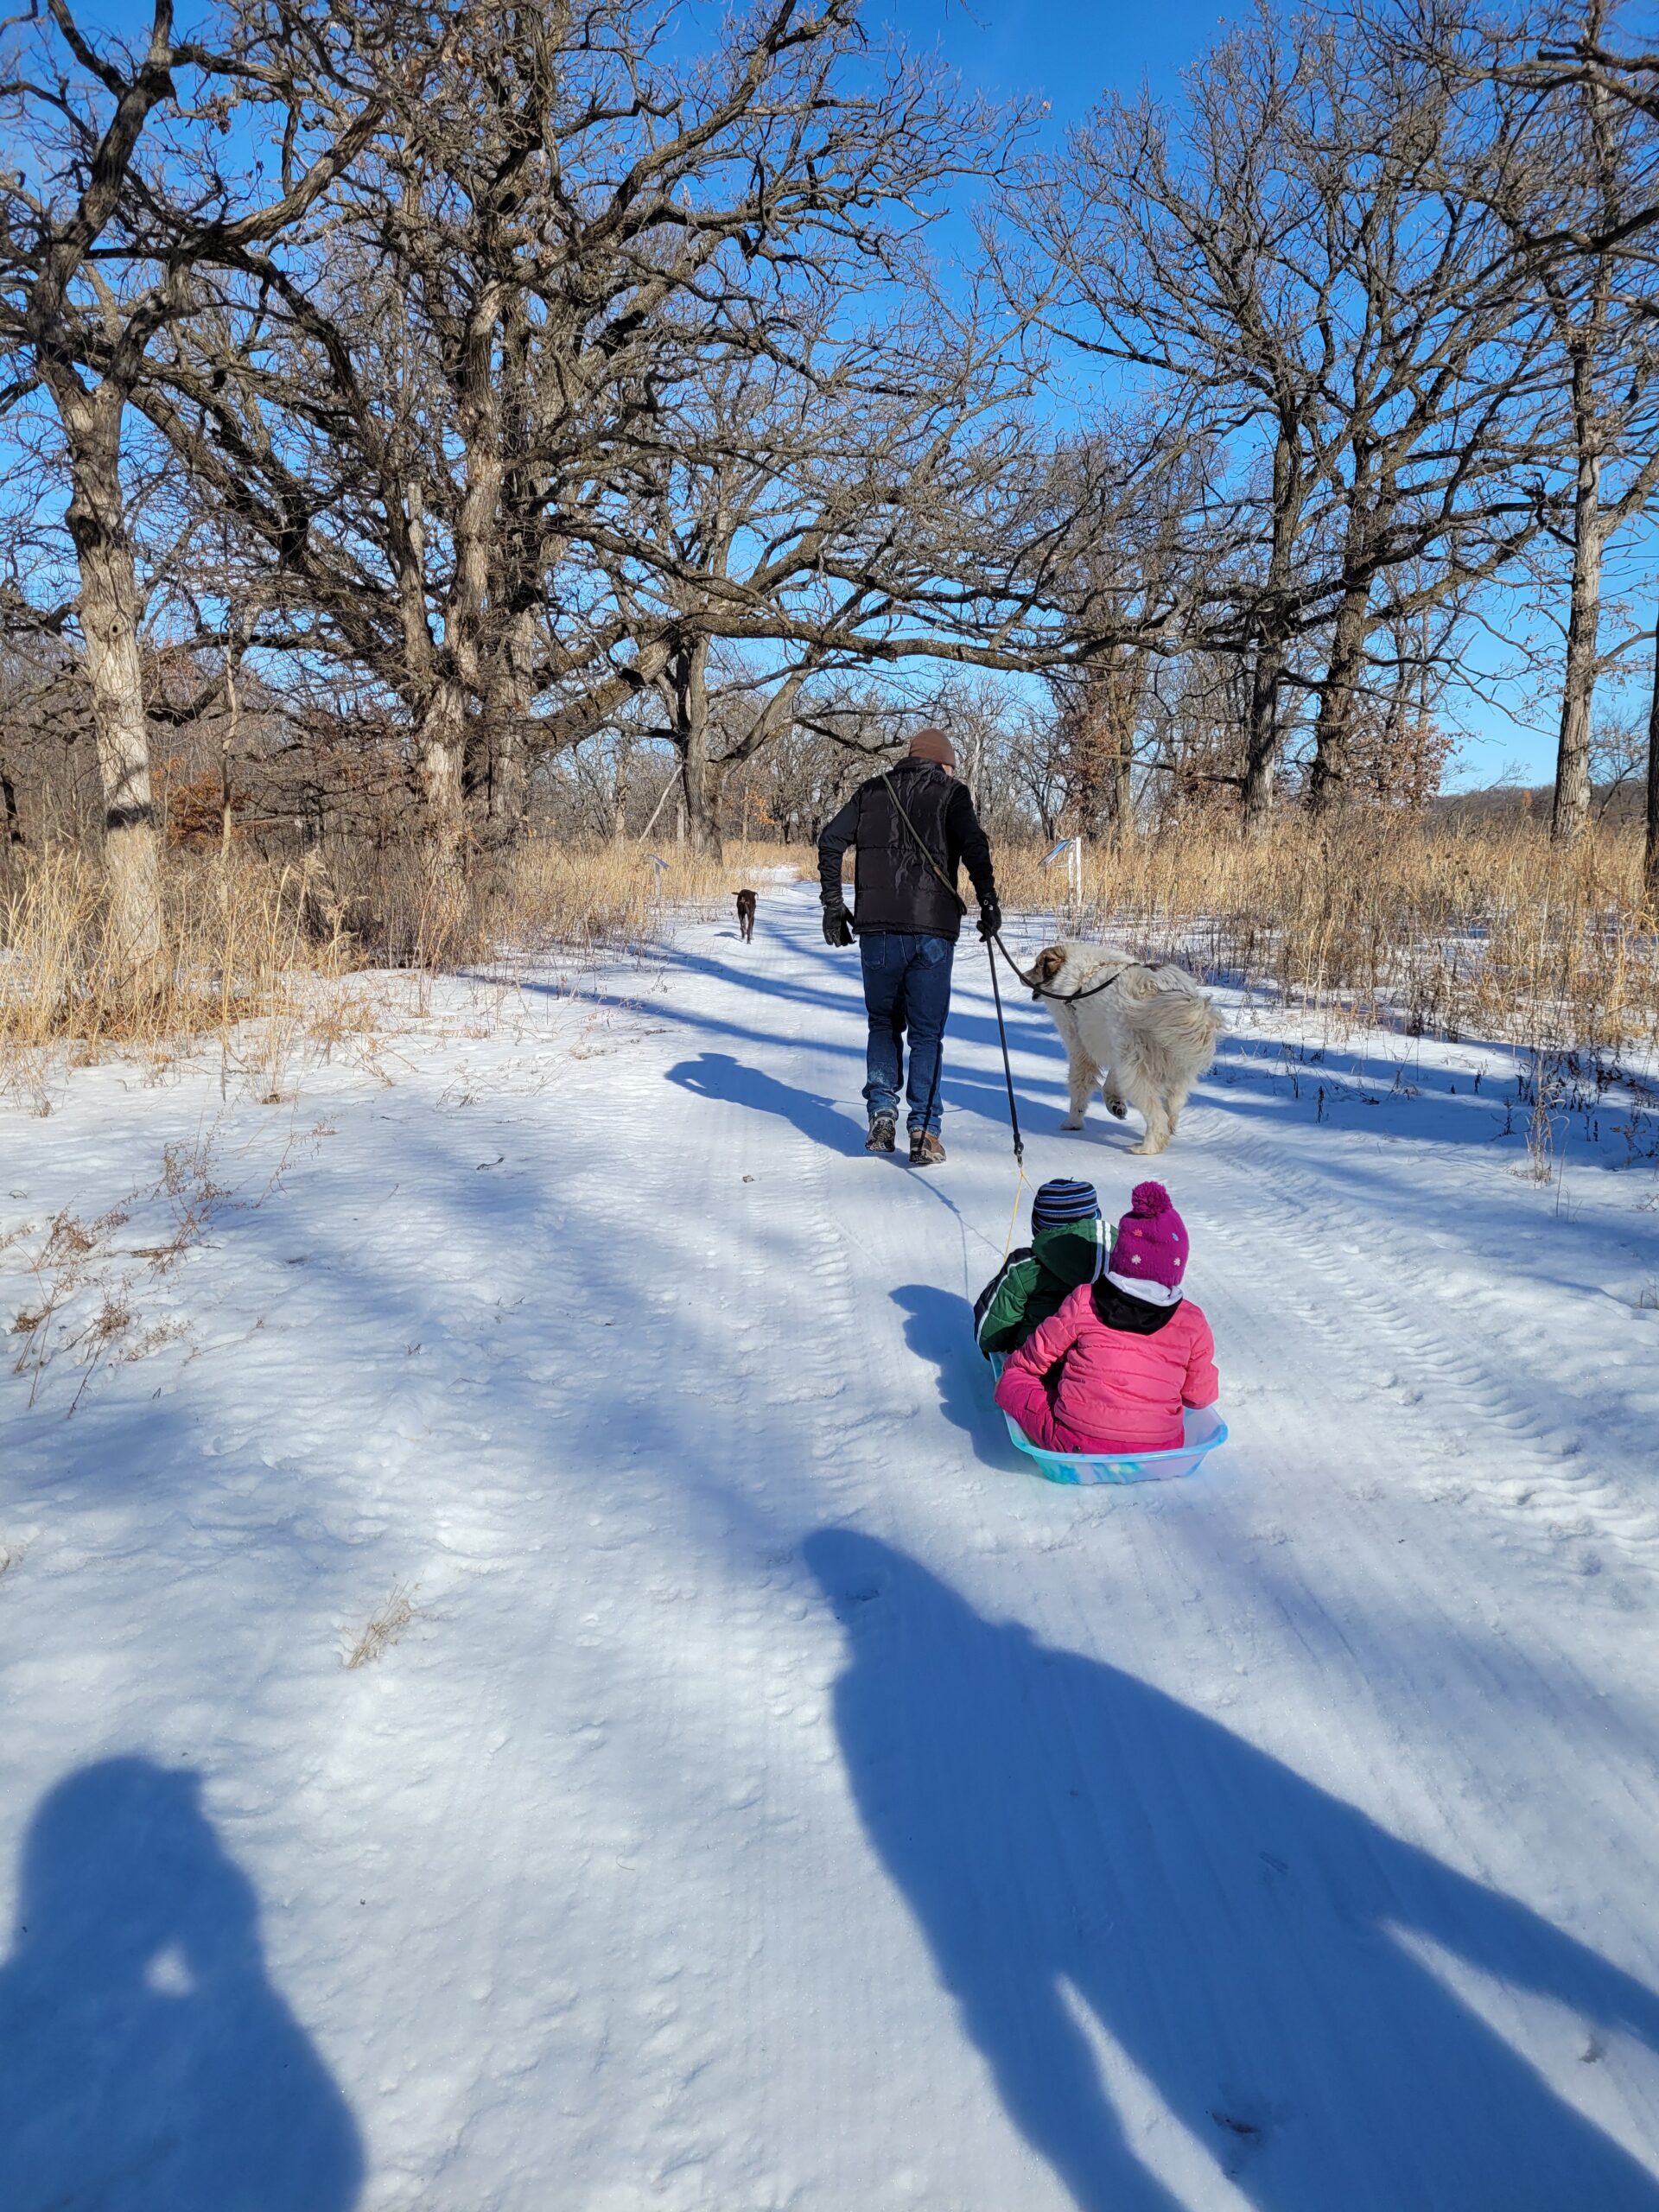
[1118,967,1227,1080]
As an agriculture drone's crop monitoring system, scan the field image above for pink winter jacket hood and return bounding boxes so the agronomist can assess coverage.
[1000,1281,1218,1452]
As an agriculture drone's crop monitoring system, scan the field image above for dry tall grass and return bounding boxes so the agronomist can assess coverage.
[1,847,331,1056]
[3,821,1652,1100]
[0,836,807,1099]
[997,817,1658,1061]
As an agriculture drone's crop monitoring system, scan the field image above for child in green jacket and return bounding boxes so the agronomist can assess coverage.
[974,1179,1108,1356]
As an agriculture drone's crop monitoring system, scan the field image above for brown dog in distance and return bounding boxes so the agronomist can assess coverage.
[735,887,758,943]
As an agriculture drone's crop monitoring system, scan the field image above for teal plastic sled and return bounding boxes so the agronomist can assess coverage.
[991,1358,1228,1487]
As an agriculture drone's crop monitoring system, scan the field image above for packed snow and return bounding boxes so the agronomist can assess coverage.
[3,876,1658,2210]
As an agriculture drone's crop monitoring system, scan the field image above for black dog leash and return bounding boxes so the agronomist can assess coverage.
[988,929,1128,1006]
[986,932,1024,1165]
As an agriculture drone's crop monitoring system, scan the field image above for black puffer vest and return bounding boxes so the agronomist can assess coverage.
[848,760,966,940]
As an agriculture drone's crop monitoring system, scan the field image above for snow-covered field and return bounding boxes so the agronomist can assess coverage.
[3,877,1658,2211]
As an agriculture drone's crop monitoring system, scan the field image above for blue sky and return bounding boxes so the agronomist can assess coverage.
[882,0,1231,110]
[878,0,1582,790]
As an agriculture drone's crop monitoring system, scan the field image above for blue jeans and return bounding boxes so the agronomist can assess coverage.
[859,931,955,1135]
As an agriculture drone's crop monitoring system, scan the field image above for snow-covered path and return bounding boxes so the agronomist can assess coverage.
[3,878,1659,2210]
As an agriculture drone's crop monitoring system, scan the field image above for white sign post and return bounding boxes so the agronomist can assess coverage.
[1041,836,1086,926]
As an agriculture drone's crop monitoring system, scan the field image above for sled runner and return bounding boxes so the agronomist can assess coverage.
[991,1357,1228,1486]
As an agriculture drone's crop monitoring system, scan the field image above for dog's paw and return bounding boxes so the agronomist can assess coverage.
[1103,1094,1128,1120]
[1129,1139,1168,1156]
[1059,1114,1085,1132]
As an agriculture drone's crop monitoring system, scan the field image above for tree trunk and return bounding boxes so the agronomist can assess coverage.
[670,639,725,860]
[1062,659,1137,842]
[57,378,162,972]
[1241,632,1284,836]
[677,728,724,859]
[220,644,239,859]
[1554,453,1605,847]
[1106,727,1134,844]
[1645,597,1659,911]
[1307,575,1371,816]
[488,608,537,835]
[450,310,506,842]
[1,755,21,850]
[1241,428,1303,838]
[416,679,467,860]
[681,747,727,860]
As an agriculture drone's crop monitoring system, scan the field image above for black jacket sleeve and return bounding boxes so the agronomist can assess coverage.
[817,791,861,908]
[945,783,997,908]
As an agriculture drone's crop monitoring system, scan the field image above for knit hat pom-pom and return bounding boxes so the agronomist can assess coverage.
[1130,1180,1172,1217]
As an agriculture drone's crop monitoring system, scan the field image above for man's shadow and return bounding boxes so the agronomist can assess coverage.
[0,1757,363,2211]
[667,1051,861,1154]
[805,1532,1659,2212]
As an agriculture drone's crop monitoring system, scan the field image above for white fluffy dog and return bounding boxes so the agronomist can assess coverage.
[1025,944,1226,1154]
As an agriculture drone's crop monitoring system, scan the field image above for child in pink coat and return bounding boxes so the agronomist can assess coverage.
[994,1180,1218,1455]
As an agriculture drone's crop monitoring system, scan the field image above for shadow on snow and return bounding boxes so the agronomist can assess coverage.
[890,1282,1014,1467]
[806,1531,1659,2212]
[0,1757,362,2212]
[666,1050,863,1156]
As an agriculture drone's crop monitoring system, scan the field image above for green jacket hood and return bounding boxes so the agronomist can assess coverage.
[975,1212,1107,1355]
[1031,1213,1109,1287]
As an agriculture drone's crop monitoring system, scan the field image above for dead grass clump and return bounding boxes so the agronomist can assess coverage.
[344,1584,420,1669]
[2,1119,318,1411]
[0,846,346,1103]
[9,1196,139,1407]
[9,1198,135,1382]
[148,1133,229,1268]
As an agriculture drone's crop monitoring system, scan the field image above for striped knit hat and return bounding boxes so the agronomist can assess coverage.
[1031,1178,1101,1231]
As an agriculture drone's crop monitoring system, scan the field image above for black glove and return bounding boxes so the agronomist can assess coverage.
[823,905,855,948]
[976,897,1002,942]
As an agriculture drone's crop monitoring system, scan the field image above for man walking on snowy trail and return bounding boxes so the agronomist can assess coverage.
[817,726,1001,1168]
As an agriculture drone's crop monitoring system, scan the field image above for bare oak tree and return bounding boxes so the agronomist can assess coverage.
[1021,10,1549,829]
[142,0,996,863]
[0,0,390,965]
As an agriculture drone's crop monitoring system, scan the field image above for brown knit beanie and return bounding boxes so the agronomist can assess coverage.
[909,726,956,769]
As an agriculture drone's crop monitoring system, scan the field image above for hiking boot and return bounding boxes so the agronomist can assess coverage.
[909,1129,946,1168]
[865,1113,898,1154]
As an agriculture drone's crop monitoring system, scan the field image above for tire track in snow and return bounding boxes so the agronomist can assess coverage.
[1193,1109,1659,1579]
